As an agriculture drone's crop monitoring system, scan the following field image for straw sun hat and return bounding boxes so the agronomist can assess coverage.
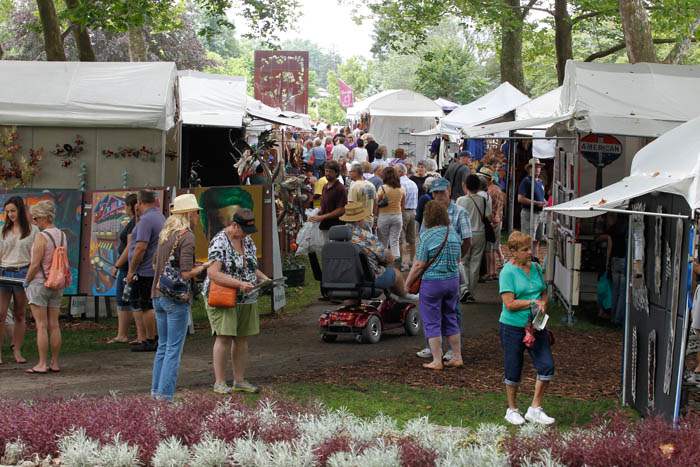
[339,201,371,222]
[170,194,201,214]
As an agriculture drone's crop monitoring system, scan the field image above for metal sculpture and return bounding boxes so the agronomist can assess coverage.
[663,218,683,395]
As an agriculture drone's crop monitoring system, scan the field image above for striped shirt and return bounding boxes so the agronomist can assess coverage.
[416,226,462,281]
[400,176,419,209]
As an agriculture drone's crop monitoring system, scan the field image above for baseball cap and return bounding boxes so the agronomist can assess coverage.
[232,208,257,234]
[429,177,450,193]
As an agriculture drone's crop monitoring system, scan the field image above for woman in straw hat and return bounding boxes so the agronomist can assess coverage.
[150,194,212,401]
[340,201,416,301]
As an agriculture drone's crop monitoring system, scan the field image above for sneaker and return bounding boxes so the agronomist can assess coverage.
[130,340,157,352]
[416,348,432,359]
[401,293,419,303]
[212,382,232,395]
[443,350,454,361]
[525,406,555,425]
[460,292,476,304]
[504,408,525,426]
[233,381,260,394]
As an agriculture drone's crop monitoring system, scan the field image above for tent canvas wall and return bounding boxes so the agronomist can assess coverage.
[347,89,443,158]
[0,61,178,190]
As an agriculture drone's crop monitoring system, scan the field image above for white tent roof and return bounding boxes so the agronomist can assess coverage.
[434,97,460,112]
[442,82,529,133]
[347,89,443,118]
[547,114,700,218]
[246,98,312,130]
[516,87,561,121]
[0,61,177,130]
[558,60,700,137]
[178,70,246,128]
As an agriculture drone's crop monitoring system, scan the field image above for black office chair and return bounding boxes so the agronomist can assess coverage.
[320,225,382,300]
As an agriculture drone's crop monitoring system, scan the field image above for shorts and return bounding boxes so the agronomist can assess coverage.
[115,269,132,309]
[206,302,259,337]
[26,282,63,308]
[130,275,154,311]
[0,266,29,294]
[374,267,396,289]
[400,210,416,246]
[499,322,554,385]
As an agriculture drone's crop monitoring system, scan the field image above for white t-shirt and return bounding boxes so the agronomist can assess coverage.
[332,143,349,161]
[352,147,368,164]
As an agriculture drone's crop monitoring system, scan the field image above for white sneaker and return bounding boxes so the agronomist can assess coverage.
[416,347,432,359]
[504,408,525,426]
[402,293,419,303]
[524,406,555,425]
[442,350,454,361]
[212,382,232,395]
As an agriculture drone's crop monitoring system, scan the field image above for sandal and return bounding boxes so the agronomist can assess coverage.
[26,367,48,374]
[107,337,129,344]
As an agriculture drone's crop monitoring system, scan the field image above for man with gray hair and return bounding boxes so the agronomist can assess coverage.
[368,162,384,191]
[396,163,418,271]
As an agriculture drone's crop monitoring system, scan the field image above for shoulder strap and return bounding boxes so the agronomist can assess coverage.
[425,227,450,269]
[41,230,57,248]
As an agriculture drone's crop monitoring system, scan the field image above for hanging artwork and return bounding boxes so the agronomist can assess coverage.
[189,186,264,262]
[648,329,656,411]
[630,201,646,278]
[51,135,84,168]
[81,190,164,296]
[0,126,44,189]
[663,218,684,395]
[631,326,638,403]
[0,189,82,294]
[653,208,662,299]
[102,146,159,162]
[663,241,671,287]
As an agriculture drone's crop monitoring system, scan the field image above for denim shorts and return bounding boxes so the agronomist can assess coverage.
[0,266,29,294]
[499,322,554,385]
[374,267,396,289]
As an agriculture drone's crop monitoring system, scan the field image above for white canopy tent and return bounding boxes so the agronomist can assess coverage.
[434,97,460,113]
[346,89,443,156]
[547,114,700,218]
[441,82,529,133]
[0,61,177,130]
[246,98,312,130]
[178,70,246,128]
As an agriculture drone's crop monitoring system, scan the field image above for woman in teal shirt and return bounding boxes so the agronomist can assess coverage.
[499,231,555,426]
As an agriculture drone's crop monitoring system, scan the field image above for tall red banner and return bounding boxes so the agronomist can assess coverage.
[338,78,354,108]
[254,51,309,114]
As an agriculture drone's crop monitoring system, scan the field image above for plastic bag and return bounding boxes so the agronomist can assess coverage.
[296,208,324,255]
[597,272,613,311]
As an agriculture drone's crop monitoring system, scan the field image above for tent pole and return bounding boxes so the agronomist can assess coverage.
[530,155,536,253]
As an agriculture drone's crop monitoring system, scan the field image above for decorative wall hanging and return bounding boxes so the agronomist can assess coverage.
[653,208,663,299]
[648,329,656,411]
[102,146,159,162]
[0,126,43,189]
[51,135,84,167]
[630,201,646,279]
[631,326,638,403]
[663,241,671,286]
[663,218,684,395]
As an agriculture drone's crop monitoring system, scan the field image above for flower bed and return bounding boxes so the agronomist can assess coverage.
[0,394,696,466]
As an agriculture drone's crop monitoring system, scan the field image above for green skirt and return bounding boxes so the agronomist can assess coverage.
[206,302,259,337]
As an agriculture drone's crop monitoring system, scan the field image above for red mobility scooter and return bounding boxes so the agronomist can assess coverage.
[317,225,419,344]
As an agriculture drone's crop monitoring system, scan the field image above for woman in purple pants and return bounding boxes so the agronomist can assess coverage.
[404,201,463,370]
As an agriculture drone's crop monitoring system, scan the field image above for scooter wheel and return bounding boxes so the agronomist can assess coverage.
[321,334,338,343]
[361,315,382,344]
[404,307,420,336]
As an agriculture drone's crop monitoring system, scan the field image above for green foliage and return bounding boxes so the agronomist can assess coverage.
[280,38,343,88]
[337,56,371,98]
[204,51,254,94]
[315,70,347,124]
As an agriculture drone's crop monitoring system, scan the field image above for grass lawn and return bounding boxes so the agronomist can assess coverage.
[269,381,622,430]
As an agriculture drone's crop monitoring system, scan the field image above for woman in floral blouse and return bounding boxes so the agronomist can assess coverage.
[204,208,269,395]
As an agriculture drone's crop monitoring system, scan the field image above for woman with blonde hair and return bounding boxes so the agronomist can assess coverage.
[376,166,405,260]
[23,200,65,374]
[150,194,211,400]
[499,230,554,426]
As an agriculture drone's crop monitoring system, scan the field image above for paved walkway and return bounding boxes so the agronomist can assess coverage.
[0,282,502,399]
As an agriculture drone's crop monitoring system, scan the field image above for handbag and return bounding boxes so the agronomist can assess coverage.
[158,231,191,302]
[377,186,389,208]
[207,232,238,308]
[407,227,450,294]
[472,195,496,243]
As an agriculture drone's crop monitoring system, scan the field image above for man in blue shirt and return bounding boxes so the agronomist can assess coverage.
[518,158,546,243]
[126,190,165,352]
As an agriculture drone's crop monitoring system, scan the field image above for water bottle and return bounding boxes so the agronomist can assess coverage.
[122,274,136,303]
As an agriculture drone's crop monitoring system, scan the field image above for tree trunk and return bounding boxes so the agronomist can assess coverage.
[499,0,525,92]
[554,0,573,85]
[618,0,657,63]
[127,27,147,61]
[36,0,66,61]
[64,0,96,61]
[663,16,700,64]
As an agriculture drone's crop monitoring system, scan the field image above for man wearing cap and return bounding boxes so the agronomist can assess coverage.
[518,158,547,243]
[444,151,472,200]
[416,177,472,359]
[340,201,416,300]
[309,160,348,243]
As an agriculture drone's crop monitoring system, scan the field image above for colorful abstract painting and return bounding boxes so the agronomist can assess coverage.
[82,190,164,296]
[0,189,82,295]
[190,186,263,262]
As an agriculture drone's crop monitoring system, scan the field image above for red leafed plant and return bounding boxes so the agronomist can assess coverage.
[314,435,354,466]
[505,411,700,467]
[397,437,438,467]
[0,126,43,189]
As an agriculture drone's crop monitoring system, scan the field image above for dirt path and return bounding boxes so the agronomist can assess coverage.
[0,283,503,399]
